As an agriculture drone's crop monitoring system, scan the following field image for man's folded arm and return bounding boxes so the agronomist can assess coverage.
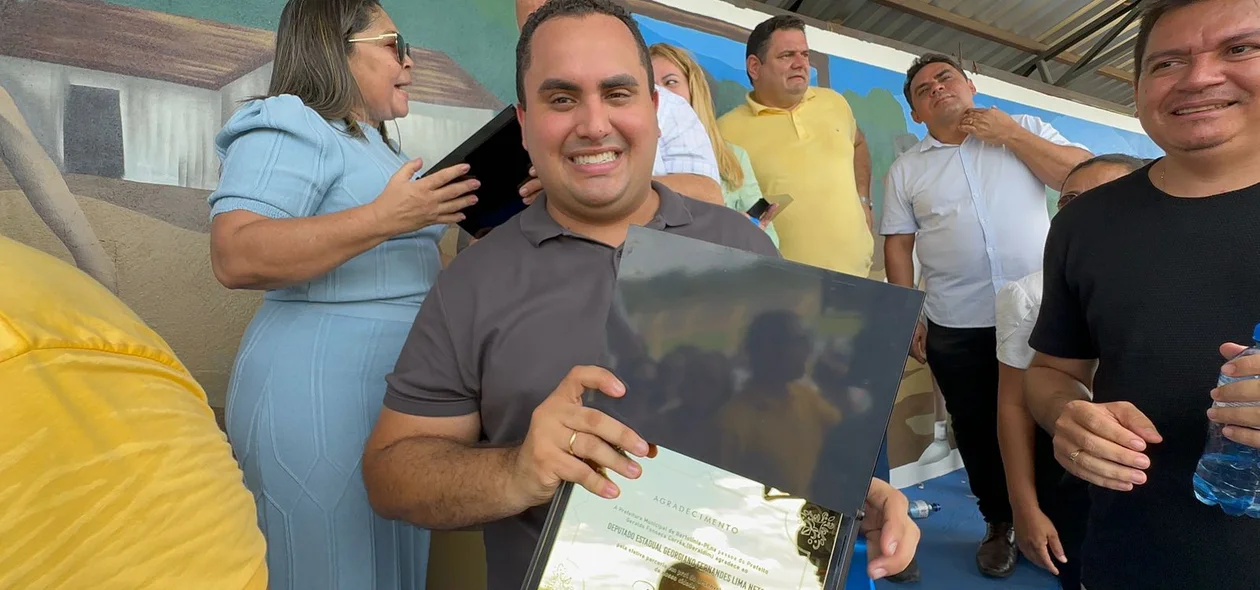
[362,281,533,529]
[362,407,534,530]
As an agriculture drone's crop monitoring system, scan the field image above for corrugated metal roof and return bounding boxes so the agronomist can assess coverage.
[754,0,1144,112]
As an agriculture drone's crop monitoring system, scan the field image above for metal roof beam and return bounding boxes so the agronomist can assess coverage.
[859,0,1133,83]
[1013,0,1144,76]
[1055,7,1144,87]
[1086,39,1139,72]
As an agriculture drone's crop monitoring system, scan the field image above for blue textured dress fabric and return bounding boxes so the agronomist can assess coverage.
[209,95,442,590]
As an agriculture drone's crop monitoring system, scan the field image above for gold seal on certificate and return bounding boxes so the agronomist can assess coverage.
[522,227,924,589]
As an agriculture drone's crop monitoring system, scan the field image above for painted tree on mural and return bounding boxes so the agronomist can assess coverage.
[711,77,750,120]
[0,85,117,292]
[842,88,915,219]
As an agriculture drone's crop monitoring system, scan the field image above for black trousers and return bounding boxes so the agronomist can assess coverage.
[1034,427,1090,590]
[925,320,1012,523]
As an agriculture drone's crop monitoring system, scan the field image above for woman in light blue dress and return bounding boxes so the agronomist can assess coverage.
[207,1,478,588]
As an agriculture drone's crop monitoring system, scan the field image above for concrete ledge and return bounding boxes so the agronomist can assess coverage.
[890,449,963,489]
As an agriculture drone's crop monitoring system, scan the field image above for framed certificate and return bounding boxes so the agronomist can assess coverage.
[523,450,852,590]
[521,227,925,589]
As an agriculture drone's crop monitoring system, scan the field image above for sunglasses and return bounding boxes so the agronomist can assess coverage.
[348,32,410,64]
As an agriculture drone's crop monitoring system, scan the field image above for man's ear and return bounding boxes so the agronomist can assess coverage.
[515,103,527,150]
[746,54,760,83]
[515,0,545,31]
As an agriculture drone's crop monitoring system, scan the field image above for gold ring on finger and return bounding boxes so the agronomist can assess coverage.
[1069,449,1082,462]
[568,431,578,455]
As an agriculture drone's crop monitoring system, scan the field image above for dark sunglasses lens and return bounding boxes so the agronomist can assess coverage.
[398,36,409,63]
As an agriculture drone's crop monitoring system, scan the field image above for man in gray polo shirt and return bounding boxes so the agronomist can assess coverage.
[362,1,919,588]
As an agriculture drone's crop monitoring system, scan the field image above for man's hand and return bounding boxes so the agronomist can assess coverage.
[1052,400,1162,491]
[1207,343,1260,448]
[909,320,927,364]
[511,366,653,506]
[859,478,920,580]
[519,166,543,205]
[958,107,1020,145]
[1013,505,1066,575]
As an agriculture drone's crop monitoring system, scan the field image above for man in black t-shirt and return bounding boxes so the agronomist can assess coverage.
[1025,1,1260,589]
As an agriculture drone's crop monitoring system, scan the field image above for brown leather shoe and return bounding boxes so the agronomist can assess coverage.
[976,522,1017,578]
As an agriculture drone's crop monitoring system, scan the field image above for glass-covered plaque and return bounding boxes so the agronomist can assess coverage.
[522,226,925,589]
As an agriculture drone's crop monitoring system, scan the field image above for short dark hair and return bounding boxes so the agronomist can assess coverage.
[1133,0,1201,81]
[1066,153,1147,180]
[515,0,654,106]
[903,53,966,109]
[746,14,806,61]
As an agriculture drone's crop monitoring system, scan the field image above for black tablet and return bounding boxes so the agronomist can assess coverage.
[416,105,533,239]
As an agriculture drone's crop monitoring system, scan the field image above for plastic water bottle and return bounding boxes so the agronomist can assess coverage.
[1193,322,1260,517]
[907,500,941,519]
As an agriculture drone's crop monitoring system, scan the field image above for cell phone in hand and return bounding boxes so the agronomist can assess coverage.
[747,194,793,223]
[746,198,773,221]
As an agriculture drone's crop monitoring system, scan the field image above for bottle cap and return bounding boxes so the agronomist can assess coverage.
[1253,322,1260,343]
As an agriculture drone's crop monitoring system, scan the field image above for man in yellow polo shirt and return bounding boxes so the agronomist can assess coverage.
[719,13,874,278]
[0,235,268,590]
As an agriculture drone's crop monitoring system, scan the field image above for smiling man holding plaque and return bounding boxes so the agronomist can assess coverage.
[360,1,918,588]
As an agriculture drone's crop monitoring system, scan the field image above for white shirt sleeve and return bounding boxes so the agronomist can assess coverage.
[878,161,919,235]
[653,85,720,183]
[995,274,1043,369]
[1016,115,1090,151]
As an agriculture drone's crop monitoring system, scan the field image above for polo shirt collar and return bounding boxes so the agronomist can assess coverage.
[519,180,695,247]
[745,86,817,115]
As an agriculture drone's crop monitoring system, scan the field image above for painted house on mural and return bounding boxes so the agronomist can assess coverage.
[0,0,502,196]
[0,0,275,192]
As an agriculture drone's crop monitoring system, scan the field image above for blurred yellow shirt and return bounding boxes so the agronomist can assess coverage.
[718,379,843,496]
[719,87,874,277]
[0,236,267,590]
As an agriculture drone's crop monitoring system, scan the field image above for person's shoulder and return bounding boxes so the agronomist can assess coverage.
[1010,113,1039,125]
[717,103,754,128]
[886,140,928,174]
[216,94,339,151]
[813,86,849,106]
[681,197,779,257]
[998,270,1041,304]
[1010,113,1067,137]
[437,216,535,293]
[0,236,186,372]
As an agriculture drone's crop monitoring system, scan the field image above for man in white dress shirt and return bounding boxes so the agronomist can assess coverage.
[515,0,722,206]
[879,52,1092,578]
